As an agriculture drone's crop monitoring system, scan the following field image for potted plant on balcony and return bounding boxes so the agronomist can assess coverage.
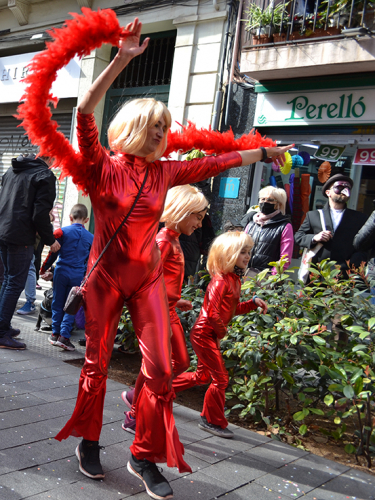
[243,3,274,46]
[273,2,290,42]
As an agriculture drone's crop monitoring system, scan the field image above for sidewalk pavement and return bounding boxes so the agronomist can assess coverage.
[0,289,374,500]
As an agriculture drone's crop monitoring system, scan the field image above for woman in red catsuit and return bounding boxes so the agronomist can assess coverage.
[121,184,208,434]
[173,231,268,439]
[53,18,291,500]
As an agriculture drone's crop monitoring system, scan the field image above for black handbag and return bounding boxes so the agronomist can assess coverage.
[64,168,149,315]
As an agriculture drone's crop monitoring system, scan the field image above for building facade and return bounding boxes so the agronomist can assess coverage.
[0,0,235,229]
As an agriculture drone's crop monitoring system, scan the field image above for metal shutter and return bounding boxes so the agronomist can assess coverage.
[0,113,72,230]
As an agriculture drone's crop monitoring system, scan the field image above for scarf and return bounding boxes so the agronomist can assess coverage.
[253,210,281,227]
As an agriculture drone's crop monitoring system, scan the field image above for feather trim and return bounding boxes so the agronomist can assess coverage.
[164,121,276,158]
[16,7,275,194]
[16,8,129,193]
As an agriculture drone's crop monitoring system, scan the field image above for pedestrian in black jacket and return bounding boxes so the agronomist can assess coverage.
[295,174,368,275]
[0,153,60,349]
[353,209,375,258]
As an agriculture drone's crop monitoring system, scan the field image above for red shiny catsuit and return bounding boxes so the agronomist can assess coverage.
[157,227,190,376]
[173,272,257,428]
[54,111,242,472]
[130,226,190,418]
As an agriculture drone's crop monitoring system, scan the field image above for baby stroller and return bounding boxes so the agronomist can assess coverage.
[35,288,53,331]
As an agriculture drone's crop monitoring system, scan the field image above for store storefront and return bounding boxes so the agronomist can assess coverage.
[0,50,80,226]
[250,80,375,217]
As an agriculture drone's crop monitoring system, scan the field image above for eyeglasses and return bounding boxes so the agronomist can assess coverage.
[331,182,351,196]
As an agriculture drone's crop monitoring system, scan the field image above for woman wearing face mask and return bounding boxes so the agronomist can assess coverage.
[241,186,293,275]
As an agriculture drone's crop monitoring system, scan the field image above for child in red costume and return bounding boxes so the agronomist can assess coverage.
[121,184,208,434]
[49,18,291,500]
[173,231,268,438]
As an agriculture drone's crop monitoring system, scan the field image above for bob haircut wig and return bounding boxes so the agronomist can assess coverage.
[161,185,208,225]
[107,98,172,163]
[258,186,287,214]
[258,186,287,215]
[207,231,254,277]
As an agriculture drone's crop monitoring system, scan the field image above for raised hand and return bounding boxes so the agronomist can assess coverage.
[267,144,295,167]
[118,18,149,61]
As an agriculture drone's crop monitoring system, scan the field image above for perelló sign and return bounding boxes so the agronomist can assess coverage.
[254,88,374,127]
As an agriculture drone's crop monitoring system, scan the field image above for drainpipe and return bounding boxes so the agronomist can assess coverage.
[213,0,220,11]
[224,0,244,127]
[211,0,233,130]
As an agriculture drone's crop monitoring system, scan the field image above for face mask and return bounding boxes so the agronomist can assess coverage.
[331,182,351,198]
[259,202,276,215]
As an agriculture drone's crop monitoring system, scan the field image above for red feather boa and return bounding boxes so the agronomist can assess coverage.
[16,8,128,192]
[164,122,275,158]
[16,7,275,193]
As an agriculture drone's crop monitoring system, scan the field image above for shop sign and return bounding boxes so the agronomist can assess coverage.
[219,177,240,198]
[314,145,345,162]
[254,88,375,127]
[0,52,81,104]
[353,148,375,165]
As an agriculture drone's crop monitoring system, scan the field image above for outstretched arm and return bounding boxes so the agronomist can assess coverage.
[237,144,294,167]
[169,144,294,188]
[78,18,149,114]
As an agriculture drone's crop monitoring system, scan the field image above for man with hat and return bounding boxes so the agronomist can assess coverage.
[295,173,368,275]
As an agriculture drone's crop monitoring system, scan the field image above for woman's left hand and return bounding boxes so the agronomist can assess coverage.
[254,297,268,314]
[266,144,294,167]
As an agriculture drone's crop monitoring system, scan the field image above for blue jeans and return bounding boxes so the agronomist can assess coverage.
[52,268,83,338]
[24,255,37,303]
[0,241,34,336]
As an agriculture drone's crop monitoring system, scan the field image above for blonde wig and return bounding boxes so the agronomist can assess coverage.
[160,185,208,225]
[207,231,254,276]
[107,98,172,162]
[258,186,287,214]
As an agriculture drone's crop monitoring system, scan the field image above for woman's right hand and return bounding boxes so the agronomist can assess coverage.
[117,18,149,63]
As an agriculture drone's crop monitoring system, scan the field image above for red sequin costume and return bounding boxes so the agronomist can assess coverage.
[173,272,257,428]
[54,111,242,472]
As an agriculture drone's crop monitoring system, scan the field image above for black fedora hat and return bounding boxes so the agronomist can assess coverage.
[322,174,353,198]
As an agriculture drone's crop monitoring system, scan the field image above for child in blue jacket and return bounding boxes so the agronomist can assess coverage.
[40,204,93,351]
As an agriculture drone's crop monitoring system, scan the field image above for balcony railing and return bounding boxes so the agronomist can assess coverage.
[243,0,374,49]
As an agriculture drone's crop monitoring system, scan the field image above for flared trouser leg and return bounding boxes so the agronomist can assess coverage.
[193,333,229,429]
[55,268,124,441]
[128,272,191,473]
[130,311,190,417]
[173,331,229,428]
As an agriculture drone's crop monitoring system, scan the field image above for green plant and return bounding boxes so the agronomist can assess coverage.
[243,3,289,32]
[220,258,375,467]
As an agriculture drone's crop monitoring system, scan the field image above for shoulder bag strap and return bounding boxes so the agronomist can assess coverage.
[80,167,149,289]
[318,209,327,232]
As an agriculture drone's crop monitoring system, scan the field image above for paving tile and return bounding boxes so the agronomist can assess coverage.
[0,470,52,500]
[27,471,144,500]
[199,452,277,488]
[173,404,202,423]
[217,481,291,500]
[185,436,234,464]
[230,425,272,446]
[0,392,48,412]
[175,422,208,446]
[0,400,76,430]
[29,384,80,402]
[167,470,230,500]
[158,453,211,482]
[302,468,375,500]
[243,440,310,469]
[0,363,76,384]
